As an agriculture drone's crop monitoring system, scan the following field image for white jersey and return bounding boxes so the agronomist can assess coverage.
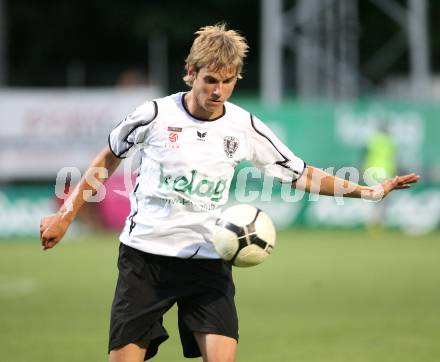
[108,92,305,259]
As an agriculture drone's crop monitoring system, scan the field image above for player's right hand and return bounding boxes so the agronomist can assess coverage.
[40,213,71,250]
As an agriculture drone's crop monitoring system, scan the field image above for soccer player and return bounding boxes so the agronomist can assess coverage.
[363,123,398,230]
[40,24,420,362]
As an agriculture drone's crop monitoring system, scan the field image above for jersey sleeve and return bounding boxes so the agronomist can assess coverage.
[248,114,306,182]
[108,100,158,158]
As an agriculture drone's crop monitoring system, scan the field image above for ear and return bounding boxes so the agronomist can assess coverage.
[187,66,197,81]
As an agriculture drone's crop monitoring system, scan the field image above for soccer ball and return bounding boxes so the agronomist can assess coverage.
[212,204,276,267]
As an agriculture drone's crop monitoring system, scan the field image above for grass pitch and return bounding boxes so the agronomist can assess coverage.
[1,229,440,362]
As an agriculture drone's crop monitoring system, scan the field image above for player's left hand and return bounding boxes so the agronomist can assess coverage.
[365,173,421,201]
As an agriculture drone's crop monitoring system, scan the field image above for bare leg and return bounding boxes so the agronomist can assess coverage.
[194,332,237,362]
[109,342,147,362]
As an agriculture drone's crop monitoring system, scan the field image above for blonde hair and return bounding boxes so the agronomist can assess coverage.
[183,23,249,86]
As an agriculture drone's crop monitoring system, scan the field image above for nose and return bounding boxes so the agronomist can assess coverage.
[212,83,223,98]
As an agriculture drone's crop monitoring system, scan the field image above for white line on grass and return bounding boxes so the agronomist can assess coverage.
[0,276,37,298]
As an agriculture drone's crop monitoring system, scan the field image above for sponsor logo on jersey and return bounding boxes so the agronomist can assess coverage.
[161,197,216,211]
[167,126,182,132]
[164,131,180,149]
[168,132,179,142]
[158,164,227,202]
[223,136,239,158]
[197,130,207,141]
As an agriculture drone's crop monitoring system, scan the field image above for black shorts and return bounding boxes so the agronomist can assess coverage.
[109,243,238,360]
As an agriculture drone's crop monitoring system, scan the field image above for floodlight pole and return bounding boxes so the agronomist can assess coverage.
[148,32,168,93]
[408,0,430,98]
[261,0,431,101]
[370,0,431,98]
[286,0,359,100]
[295,0,321,99]
[261,0,283,106]
[0,0,6,86]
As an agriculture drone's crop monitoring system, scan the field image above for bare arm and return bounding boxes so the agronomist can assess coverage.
[40,145,121,250]
[293,165,420,200]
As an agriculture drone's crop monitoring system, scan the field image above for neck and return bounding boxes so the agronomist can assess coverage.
[184,91,222,120]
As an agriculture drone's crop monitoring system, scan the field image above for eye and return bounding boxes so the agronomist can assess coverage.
[223,77,235,84]
[204,76,218,84]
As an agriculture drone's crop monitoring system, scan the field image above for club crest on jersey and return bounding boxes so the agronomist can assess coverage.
[223,136,239,158]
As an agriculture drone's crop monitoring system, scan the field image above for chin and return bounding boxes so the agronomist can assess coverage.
[204,104,219,112]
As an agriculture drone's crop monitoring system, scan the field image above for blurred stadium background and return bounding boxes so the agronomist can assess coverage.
[1,1,439,361]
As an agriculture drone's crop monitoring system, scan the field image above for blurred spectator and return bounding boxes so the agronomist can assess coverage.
[363,123,397,183]
[363,122,397,231]
[115,67,149,87]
